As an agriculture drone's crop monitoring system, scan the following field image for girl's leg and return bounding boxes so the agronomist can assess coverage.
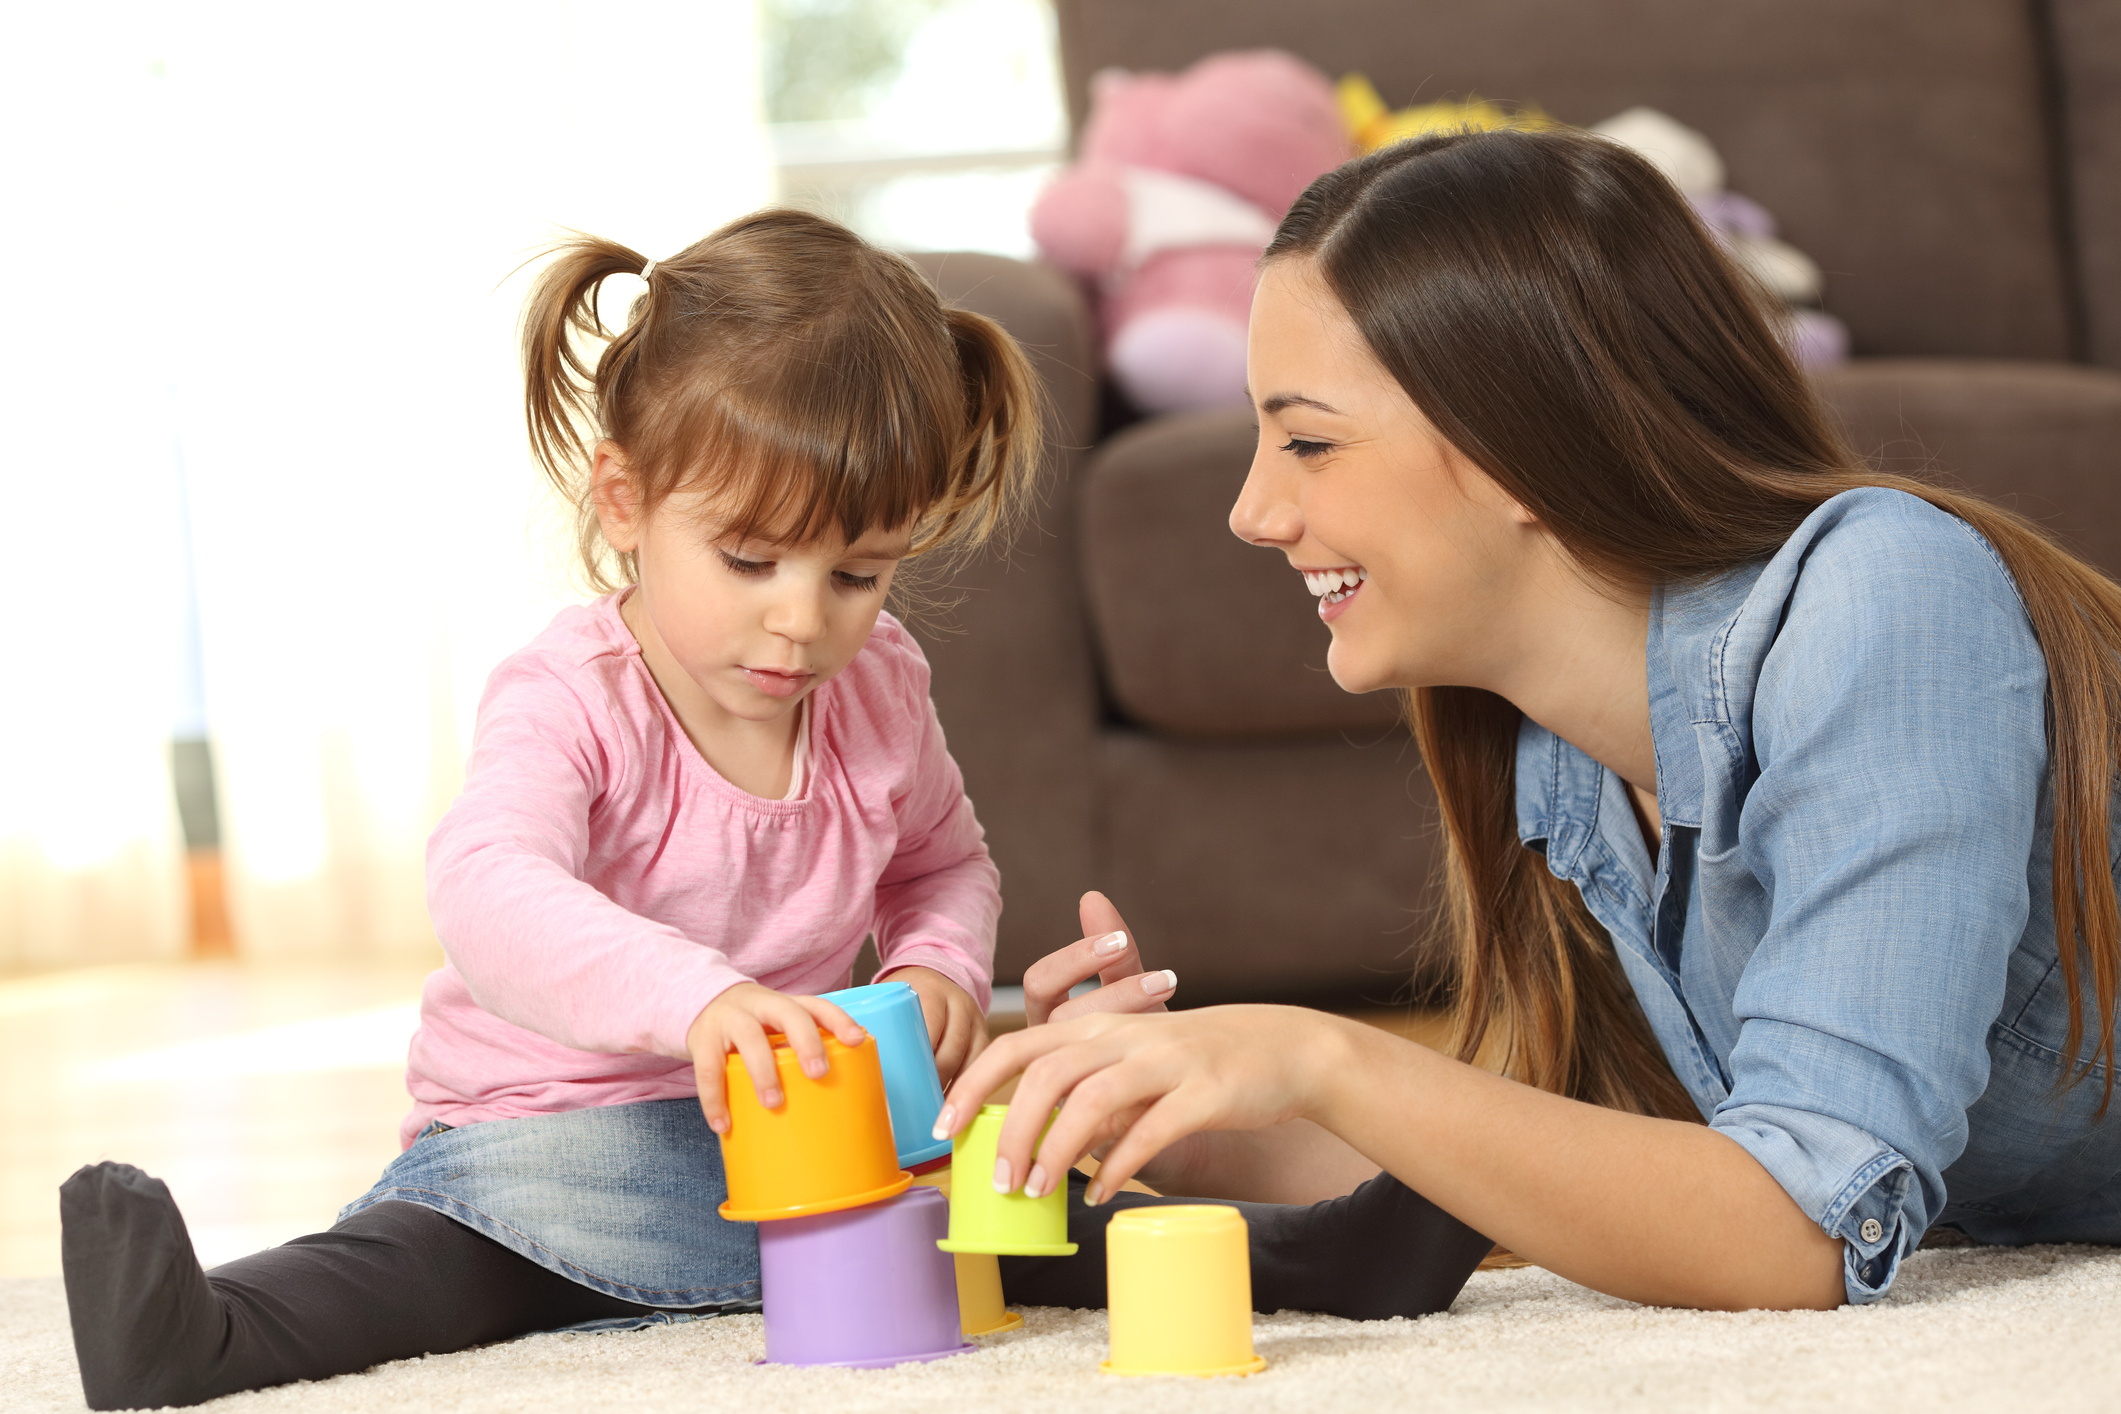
[61,1161,717,1411]
[999,1169,1494,1319]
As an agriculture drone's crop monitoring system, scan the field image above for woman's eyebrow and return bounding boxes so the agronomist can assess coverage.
[1258,392,1344,416]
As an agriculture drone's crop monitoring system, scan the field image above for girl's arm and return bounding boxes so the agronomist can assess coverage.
[941,1005,1844,1310]
[429,659,752,1060]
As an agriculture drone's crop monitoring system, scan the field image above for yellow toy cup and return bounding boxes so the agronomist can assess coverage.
[717,1034,911,1221]
[934,1105,1077,1257]
[952,1250,1024,1335]
[908,1166,1025,1335]
[1101,1205,1266,1377]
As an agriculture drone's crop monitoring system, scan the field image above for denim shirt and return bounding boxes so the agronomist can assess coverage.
[1517,487,2121,1305]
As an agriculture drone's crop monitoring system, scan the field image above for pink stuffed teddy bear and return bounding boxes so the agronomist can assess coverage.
[1030,50,1351,414]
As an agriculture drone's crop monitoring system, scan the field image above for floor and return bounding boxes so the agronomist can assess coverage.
[0,959,1446,1279]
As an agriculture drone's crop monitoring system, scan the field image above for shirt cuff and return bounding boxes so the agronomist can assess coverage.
[1712,1101,1923,1305]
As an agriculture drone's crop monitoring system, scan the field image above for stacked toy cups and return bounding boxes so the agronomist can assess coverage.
[717,981,1013,1366]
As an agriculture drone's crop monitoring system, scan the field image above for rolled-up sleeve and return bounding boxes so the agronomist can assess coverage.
[1711,502,2048,1303]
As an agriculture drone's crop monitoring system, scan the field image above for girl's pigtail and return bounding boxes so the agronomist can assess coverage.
[919,308,1048,559]
[521,235,653,589]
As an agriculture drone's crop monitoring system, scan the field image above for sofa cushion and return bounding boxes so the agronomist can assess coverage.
[1080,409,1403,738]
[1055,0,2074,361]
[2054,0,2121,367]
[1098,729,1441,1002]
[1815,360,2121,576]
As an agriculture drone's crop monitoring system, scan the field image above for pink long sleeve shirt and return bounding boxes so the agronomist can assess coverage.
[403,594,999,1148]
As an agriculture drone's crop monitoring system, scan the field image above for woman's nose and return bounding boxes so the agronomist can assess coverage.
[1229,452,1302,548]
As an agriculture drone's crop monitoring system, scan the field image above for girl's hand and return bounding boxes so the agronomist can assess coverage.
[877,965,987,1086]
[1023,891,1176,1026]
[687,982,866,1136]
[933,1004,1344,1204]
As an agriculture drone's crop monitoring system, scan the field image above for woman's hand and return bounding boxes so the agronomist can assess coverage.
[934,1003,1348,1204]
[687,982,866,1136]
[876,964,986,1086]
[1022,891,1177,1026]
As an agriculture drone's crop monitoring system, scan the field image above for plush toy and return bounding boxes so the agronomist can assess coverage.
[1336,74,1554,153]
[1029,50,1350,414]
[1589,106,1849,366]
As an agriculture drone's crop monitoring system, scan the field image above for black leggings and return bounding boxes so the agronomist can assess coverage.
[62,1160,1491,1410]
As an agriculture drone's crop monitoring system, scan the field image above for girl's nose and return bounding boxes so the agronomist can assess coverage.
[1229,452,1302,549]
[763,585,827,644]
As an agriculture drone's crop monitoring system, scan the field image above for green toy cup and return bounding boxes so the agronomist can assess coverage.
[935,1104,1077,1257]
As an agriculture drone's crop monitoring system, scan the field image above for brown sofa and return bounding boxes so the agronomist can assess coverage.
[906,0,2121,1004]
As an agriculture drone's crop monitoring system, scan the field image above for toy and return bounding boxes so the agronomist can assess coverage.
[1101,1205,1266,1377]
[1589,106,1849,366]
[911,1166,1027,1334]
[1029,50,1351,414]
[819,981,954,1168]
[1336,73,1554,153]
[756,1186,975,1367]
[715,1034,910,1220]
[935,1105,1078,1256]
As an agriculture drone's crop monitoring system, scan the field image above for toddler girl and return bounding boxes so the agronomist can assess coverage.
[60,208,1044,1409]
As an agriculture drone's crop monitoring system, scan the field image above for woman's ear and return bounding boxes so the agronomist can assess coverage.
[591,442,643,552]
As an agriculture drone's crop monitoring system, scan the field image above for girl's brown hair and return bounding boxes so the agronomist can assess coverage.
[523,208,1044,590]
[1266,128,2121,1119]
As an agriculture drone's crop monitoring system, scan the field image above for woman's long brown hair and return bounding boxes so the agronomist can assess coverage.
[522,208,1044,590]
[1267,129,2121,1119]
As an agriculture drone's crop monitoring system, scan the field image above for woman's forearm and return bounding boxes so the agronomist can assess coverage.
[1144,1118,1383,1206]
[1306,1014,1845,1310]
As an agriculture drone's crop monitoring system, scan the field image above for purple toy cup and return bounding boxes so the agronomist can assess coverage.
[758,1185,975,1368]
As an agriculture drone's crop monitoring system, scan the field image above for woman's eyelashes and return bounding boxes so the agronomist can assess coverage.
[1280,436,1333,460]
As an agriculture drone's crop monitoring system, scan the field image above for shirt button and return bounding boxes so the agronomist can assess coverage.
[1859,1218,1883,1244]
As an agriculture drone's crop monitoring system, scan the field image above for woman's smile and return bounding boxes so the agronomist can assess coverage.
[1299,564,1368,621]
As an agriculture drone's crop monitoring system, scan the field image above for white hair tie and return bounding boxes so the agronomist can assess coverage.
[639,259,657,284]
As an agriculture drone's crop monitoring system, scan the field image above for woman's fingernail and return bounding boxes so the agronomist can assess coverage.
[1084,1180,1105,1206]
[1144,969,1176,995]
[1026,1164,1049,1198]
[931,1104,955,1140]
[1092,931,1128,956]
[993,1157,1013,1194]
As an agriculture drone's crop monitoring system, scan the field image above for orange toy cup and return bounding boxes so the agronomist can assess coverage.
[717,1034,912,1221]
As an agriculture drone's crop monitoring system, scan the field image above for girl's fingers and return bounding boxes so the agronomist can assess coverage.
[771,1001,831,1080]
[1049,968,1176,1023]
[693,1040,733,1135]
[730,1017,784,1109]
[792,995,867,1048]
[933,1000,977,1088]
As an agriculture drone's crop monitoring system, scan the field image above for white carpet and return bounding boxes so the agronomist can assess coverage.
[7,1245,2120,1412]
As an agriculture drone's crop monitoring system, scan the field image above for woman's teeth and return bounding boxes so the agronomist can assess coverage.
[1302,566,1367,605]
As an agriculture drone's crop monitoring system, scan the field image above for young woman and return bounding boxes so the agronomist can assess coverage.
[957,126,2121,1314]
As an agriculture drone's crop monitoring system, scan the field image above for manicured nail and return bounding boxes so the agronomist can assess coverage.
[993,1157,1013,1194]
[1084,1180,1105,1206]
[1026,1164,1049,1198]
[1092,931,1128,956]
[1143,969,1176,995]
[931,1104,955,1140]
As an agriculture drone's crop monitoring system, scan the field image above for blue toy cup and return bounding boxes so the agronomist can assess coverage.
[817,980,953,1168]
